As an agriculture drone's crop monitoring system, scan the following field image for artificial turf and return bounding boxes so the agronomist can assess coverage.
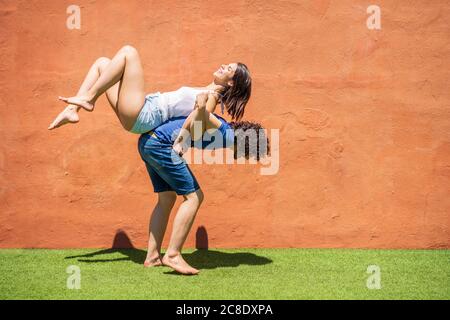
[0,248,448,300]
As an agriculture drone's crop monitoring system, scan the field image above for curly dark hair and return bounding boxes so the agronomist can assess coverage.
[229,120,270,161]
[219,62,252,121]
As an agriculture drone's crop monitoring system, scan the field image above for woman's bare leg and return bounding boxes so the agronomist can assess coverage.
[48,57,121,130]
[162,189,204,275]
[57,45,146,131]
[49,57,108,129]
[144,191,177,267]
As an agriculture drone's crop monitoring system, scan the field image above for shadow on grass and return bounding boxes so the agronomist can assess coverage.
[64,229,273,271]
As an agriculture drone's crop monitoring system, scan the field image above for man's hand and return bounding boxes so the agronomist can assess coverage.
[173,141,187,157]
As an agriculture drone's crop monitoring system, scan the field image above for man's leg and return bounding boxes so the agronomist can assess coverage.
[145,191,177,267]
[162,189,204,275]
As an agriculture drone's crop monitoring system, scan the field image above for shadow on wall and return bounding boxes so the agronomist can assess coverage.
[196,225,208,249]
[65,228,272,270]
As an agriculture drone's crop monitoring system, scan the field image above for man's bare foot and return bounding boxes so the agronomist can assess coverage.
[58,95,95,112]
[143,256,163,268]
[48,105,80,130]
[162,253,199,275]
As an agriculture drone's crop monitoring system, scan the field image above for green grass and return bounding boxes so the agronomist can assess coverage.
[0,248,448,299]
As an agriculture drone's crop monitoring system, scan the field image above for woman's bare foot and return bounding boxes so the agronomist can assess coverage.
[143,255,163,268]
[48,105,80,130]
[58,95,95,112]
[162,252,199,275]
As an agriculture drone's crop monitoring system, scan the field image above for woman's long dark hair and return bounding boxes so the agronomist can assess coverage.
[219,62,252,121]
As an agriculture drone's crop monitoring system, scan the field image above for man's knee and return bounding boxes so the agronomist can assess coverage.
[194,189,204,205]
[158,191,177,207]
[184,189,204,205]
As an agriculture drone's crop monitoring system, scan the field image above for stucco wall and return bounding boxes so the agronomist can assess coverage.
[0,0,449,248]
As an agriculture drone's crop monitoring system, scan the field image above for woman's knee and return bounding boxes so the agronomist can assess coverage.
[120,45,138,57]
[96,57,111,70]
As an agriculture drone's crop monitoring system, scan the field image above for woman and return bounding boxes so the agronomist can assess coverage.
[138,92,268,275]
[48,45,252,132]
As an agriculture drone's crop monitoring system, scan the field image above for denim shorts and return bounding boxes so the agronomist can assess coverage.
[130,93,168,134]
[138,133,200,195]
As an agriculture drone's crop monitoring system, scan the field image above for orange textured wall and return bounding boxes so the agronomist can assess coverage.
[0,0,449,249]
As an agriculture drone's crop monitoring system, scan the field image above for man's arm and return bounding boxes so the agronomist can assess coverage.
[190,95,208,141]
[172,93,222,155]
[175,93,217,142]
[204,92,219,113]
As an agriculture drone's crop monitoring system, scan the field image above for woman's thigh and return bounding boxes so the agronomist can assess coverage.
[116,46,146,122]
[96,57,123,119]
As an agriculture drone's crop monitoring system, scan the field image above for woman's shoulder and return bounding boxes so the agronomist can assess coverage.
[186,86,216,94]
[187,85,208,90]
[164,86,210,92]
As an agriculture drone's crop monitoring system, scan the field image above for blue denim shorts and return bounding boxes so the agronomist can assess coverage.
[138,133,200,195]
[130,93,167,134]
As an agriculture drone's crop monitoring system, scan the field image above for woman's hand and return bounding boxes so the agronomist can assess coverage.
[211,84,226,94]
[211,84,226,99]
[196,92,209,106]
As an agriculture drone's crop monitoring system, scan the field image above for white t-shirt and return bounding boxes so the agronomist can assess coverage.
[146,86,214,120]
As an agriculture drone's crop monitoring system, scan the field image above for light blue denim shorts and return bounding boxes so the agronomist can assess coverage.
[130,93,167,134]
